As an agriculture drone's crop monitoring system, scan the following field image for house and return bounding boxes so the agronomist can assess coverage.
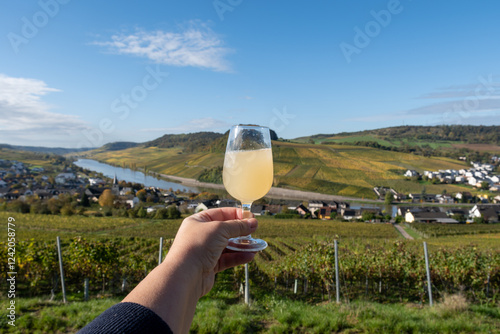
[469,204,500,223]
[186,200,201,211]
[89,178,105,186]
[217,199,238,208]
[0,180,7,187]
[55,173,76,185]
[438,194,454,204]
[317,206,335,219]
[494,195,500,204]
[250,205,265,216]
[195,200,218,212]
[405,211,458,224]
[404,170,419,178]
[409,194,422,203]
[398,206,441,217]
[341,209,357,220]
[125,196,140,208]
[295,204,311,216]
[308,200,327,209]
[147,205,165,214]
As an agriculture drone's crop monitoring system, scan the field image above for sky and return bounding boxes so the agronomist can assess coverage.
[1,0,500,148]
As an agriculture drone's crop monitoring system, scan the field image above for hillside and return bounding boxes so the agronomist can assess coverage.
[84,131,479,200]
[295,125,500,158]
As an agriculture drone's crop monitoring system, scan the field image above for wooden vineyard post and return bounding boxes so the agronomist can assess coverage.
[335,239,340,304]
[158,237,163,266]
[56,236,67,303]
[84,278,89,301]
[423,242,433,306]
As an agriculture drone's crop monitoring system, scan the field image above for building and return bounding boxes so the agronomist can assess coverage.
[405,211,458,224]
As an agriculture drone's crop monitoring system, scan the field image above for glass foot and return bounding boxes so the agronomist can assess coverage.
[226,237,268,252]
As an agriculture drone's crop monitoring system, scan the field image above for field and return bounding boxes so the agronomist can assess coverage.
[86,141,471,199]
[1,212,499,333]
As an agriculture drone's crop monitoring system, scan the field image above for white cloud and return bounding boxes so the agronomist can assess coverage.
[142,117,230,133]
[0,74,91,147]
[93,21,233,72]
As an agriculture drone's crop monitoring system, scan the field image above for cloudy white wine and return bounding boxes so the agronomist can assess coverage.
[223,148,273,204]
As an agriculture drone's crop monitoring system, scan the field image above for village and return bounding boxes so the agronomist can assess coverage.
[1,158,499,224]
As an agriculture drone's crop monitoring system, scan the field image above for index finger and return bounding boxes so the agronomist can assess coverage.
[193,207,246,222]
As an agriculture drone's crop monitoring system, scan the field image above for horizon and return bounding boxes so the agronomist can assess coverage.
[1,1,500,148]
[1,123,499,150]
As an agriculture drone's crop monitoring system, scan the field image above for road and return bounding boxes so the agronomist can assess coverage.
[160,173,384,203]
[394,224,414,240]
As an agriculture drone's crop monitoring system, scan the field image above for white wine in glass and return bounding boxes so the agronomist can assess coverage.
[223,125,273,252]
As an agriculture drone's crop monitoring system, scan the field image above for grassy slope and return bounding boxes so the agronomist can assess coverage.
[88,141,470,199]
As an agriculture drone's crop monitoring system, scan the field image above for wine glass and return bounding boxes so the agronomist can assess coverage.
[223,125,273,252]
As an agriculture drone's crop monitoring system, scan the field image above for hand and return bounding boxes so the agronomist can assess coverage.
[169,207,258,296]
[123,207,258,334]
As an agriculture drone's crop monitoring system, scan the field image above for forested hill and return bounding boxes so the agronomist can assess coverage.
[144,132,226,152]
[306,125,500,145]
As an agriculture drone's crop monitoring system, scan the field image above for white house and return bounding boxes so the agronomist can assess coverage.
[126,197,140,208]
[89,178,105,186]
[0,180,7,187]
[405,170,419,178]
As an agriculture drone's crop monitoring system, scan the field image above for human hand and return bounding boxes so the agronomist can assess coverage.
[123,207,258,333]
[167,207,258,297]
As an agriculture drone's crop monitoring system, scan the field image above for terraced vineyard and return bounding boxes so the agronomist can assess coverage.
[86,140,471,200]
[4,212,499,306]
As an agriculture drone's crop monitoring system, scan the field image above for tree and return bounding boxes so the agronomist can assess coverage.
[98,189,115,207]
[136,189,147,202]
[480,181,490,191]
[384,192,393,204]
[80,192,90,207]
[361,211,375,221]
[166,205,181,219]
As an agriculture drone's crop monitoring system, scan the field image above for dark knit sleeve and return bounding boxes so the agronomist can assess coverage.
[77,302,173,334]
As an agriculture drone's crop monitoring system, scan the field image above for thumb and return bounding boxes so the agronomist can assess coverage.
[220,218,258,239]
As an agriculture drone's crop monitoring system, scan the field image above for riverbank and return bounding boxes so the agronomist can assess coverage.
[160,173,383,203]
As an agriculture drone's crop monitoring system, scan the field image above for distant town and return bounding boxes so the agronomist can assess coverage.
[0,158,499,224]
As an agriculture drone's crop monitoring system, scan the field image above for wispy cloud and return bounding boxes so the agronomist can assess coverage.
[0,74,90,147]
[93,21,233,72]
[345,76,500,125]
[142,117,230,133]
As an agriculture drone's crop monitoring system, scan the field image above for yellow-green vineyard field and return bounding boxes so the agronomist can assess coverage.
[85,141,472,199]
[2,212,500,333]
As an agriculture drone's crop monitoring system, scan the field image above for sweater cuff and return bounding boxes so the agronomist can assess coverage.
[78,302,173,334]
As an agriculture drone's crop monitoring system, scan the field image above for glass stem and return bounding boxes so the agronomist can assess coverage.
[241,203,253,239]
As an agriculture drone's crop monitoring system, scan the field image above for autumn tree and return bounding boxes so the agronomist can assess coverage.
[98,189,115,207]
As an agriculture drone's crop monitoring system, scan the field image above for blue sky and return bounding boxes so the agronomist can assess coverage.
[1,0,500,148]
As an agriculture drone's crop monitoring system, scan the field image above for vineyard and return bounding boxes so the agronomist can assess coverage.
[2,213,499,307]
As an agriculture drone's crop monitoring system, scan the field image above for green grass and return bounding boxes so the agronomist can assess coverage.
[2,294,498,333]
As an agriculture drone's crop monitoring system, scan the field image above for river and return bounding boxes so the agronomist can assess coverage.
[74,159,198,192]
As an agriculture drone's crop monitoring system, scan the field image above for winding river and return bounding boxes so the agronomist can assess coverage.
[74,159,198,192]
